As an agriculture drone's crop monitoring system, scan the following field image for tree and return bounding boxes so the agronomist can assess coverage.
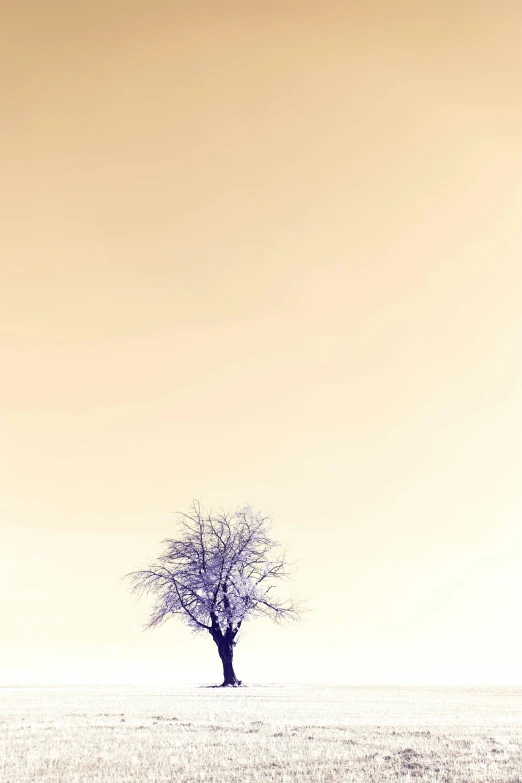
[126,501,302,686]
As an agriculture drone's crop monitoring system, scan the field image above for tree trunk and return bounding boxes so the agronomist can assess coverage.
[217,640,240,686]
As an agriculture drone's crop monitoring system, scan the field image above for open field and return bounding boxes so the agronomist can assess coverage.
[0,685,521,782]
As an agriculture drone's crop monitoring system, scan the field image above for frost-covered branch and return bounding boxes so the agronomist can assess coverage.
[125,501,302,639]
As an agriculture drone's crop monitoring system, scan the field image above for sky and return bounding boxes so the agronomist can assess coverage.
[1,0,522,686]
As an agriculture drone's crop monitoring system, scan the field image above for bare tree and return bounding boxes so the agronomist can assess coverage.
[126,500,302,686]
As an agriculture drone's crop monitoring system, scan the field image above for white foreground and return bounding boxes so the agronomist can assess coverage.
[1,684,521,782]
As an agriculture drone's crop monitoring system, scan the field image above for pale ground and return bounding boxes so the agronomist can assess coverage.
[1,685,521,782]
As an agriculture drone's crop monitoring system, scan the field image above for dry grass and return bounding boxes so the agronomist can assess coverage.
[1,684,521,782]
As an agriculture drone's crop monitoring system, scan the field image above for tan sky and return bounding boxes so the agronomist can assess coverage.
[1,0,522,685]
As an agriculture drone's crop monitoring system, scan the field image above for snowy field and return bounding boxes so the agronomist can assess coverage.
[1,684,521,782]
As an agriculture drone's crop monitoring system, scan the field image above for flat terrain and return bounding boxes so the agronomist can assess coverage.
[0,685,521,782]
